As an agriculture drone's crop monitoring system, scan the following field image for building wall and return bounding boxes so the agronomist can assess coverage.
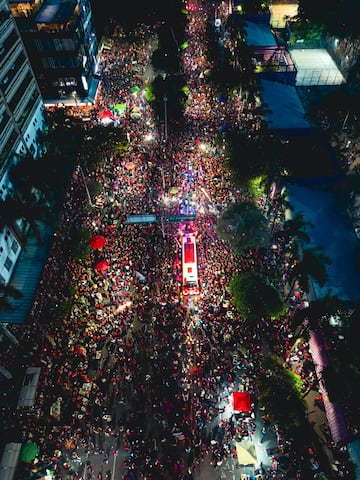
[10,0,99,103]
[0,0,45,284]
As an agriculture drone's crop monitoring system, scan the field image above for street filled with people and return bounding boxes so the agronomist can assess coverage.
[0,1,358,480]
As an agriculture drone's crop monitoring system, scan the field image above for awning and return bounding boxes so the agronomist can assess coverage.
[236,442,257,465]
[233,391,251,413]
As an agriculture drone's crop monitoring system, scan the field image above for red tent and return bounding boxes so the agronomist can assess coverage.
[233,391,251,413]
[89,235,107,250]
[98,109,113,120]
[94,260,109,272]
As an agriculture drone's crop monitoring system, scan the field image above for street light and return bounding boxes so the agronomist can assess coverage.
[163,93,168,142]
[79,165,93,207]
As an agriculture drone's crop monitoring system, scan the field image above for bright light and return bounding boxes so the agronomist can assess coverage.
[145,133,153,142]
[198,142,208,151]
[81,75,88,91]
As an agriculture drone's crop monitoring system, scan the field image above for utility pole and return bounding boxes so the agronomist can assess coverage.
[163,93,168,141]
[79,165,93,206]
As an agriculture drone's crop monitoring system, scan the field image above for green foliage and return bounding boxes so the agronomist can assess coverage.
[290,293,344,334]
[150,73,188,121]
[257,354,306,433]
[248,176,267,200]
[229,272,286,322]
[289,246,331,293]
[82,125,128,166]
[145,86,156,102]
[273,211,312,246]
[241,0,270,15]
[57,300,73,318]
[289,19,326,45]
[0,192,55,246]
[0,284,23,312]
[66,284,77,297]
[69,227,92,261]
[224,132,283,190]
[216,201,270,255]
[89,181,102,197]
[151,48,180,73]
[318,309,360,409]
[297,0,360,38]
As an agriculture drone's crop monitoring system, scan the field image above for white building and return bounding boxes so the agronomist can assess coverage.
[0,0,45,284]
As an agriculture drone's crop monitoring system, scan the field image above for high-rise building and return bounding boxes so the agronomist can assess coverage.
[0,0,45,284]
[9,0,99,104]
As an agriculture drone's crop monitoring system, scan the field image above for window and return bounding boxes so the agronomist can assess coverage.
[11,239,19,254]
[4,256,13,271]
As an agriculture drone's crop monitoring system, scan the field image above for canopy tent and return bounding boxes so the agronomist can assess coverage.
[233,391,251,413]
[236,442,257,465]
[89,235,106,250]
[98,109,114,120]
[17,367,41,408]
[94,260,109,272]
[19,442,39,463]
[0,442,22,480]
[125,161,135,171]
[130,86,141,94]
[114,103,126,115]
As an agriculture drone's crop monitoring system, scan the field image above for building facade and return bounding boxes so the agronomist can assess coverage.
[0,0,45,284]
[9,0,99,104]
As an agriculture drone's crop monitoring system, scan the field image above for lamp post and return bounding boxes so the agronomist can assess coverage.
[79,165,93,206]
[163,93,168,142]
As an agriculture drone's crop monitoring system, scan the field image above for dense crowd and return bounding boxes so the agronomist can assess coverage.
[1,1,357,480]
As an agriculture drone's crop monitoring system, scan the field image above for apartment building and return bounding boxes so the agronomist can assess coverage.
[0,0,45,284]
[9,0,99,104]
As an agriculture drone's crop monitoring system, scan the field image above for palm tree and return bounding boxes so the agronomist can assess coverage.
[286,246,331,300]
[0,283,23,312]
[290,293,344,336]
[273,211,312,247]
[0,192,54,247]
[9,154,59,203]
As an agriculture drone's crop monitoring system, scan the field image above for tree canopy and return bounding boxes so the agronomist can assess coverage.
[297,0,360,39]
[229,271,286,322]
[216,201,270,255]
[224,132,283,190]
[257,354,306,433]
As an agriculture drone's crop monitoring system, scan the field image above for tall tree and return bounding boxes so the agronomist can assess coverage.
[0,192,55,246]
[297,0,360,39]
[287,246,331,298]
[229,271,286,323]
[0,283,23,312]
[216,201,270,255]
[273,211,312,247]
[257,354,306,433]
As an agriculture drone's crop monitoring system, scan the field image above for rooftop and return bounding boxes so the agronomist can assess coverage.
[35,0,76,24]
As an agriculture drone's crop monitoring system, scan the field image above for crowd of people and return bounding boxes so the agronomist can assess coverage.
[1,1,357,480]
